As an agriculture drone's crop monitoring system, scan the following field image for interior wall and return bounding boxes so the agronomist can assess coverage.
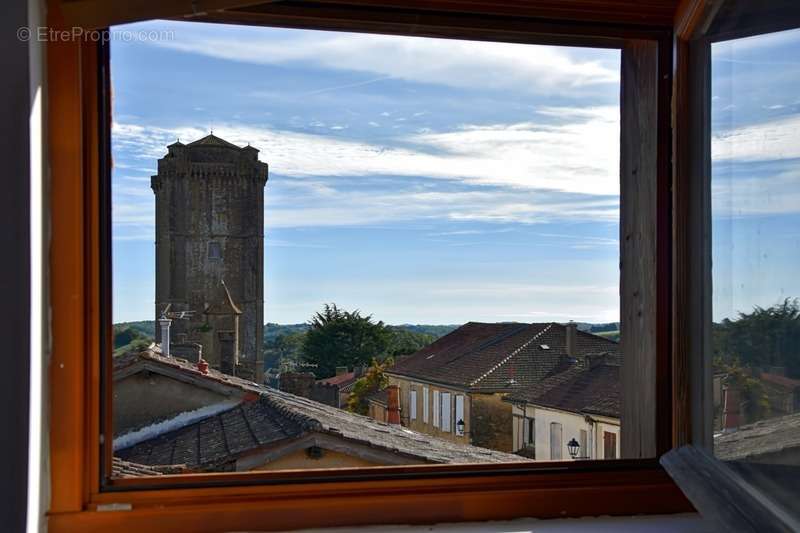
[0,0,38,531]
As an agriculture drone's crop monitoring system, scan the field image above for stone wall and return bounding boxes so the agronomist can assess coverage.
[152,136,268,376]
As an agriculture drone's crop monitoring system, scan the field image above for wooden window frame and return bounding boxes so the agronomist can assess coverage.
[47,2,690,531]
[664,1,800,531]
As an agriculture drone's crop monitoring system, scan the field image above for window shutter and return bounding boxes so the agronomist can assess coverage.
[455,395,464,436]
[432,390,439,427]
[410,389,417,420]
[422,386,429,423]
[441,392,451,432]
[550,422,562,460]
[580,429,588,459]
[523,418,530,445]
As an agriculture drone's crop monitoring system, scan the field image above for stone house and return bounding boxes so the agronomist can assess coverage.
[383,321,620,453]
[505,353,621,460]
[113,345,525,474]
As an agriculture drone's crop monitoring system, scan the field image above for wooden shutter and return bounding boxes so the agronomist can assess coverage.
[604,431,618,459]
[432,390,439,428]
[455,395,464,436]
[410,389,417,420]
[550,422,562,460]
[441,392,451,432]
[580,429,588,459]
[422,386,429,423]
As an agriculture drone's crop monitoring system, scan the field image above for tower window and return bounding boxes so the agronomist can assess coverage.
[208,241,222,260]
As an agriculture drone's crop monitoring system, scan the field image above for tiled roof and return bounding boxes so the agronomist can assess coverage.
[388,322,619,392]
[505,356,621,419]
[318,371,358,387]
[367,389,389,406]
[115,347,527,469]
[114,344,265,397]
[111,457,165,477]
[760,373,800,390]
[715,412,800,461]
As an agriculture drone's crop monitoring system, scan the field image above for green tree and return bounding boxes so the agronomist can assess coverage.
[713,298,800,378]
[347,357,394,415]
[301,304,392,378]
[715,358,771,423]
[386,327,435,358]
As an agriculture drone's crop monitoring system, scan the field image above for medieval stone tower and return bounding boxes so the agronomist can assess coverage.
[151,134,268,379]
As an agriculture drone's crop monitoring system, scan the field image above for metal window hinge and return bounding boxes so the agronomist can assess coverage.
[96,503,132,512]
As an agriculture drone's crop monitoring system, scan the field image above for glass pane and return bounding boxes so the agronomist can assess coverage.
[711,28,800,465]
[109,20,621,477]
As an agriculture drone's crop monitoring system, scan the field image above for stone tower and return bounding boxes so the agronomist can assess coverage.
[151,134,268,380]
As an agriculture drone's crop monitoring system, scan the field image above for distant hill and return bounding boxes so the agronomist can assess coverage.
[113,322,154,356]
[113,320,619,363]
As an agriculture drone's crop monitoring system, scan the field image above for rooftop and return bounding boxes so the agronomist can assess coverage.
[388,322,619,392]
[114,347,527,470]
[715,412,800,461]
[505,355,621,419]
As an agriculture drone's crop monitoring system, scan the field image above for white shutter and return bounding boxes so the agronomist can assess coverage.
[550,422,562,460]
[410,389,417,420]
[423,386,429,423]
[441,392,451,432]
[523,418,530,444]
[455,395,465,436]
[432,390,440,428]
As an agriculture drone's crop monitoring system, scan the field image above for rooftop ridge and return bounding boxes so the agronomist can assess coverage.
[259,392,323,432]
[469,323,553,387]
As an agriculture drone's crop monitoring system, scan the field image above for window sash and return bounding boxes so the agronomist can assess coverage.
[46,6,680,528]
[410,389,417,421]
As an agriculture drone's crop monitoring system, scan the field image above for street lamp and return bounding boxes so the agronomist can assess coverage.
[456,418,465,436]
[567,437,580,459]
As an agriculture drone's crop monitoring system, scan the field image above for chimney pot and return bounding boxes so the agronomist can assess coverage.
[159,317,172,357]
[386,385,401,425]
[197,359,209,374]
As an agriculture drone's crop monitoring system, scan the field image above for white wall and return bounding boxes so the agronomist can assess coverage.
[511,404,620,460]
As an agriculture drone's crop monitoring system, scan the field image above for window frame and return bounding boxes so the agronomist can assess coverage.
[663,1,800,531]
[47,2,686,531]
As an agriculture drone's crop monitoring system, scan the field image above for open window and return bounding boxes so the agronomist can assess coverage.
[47,1,682,530]
[663,1,800,530]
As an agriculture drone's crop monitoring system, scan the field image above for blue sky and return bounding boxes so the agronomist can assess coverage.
[711,28,800,321]
[110,21,620,325]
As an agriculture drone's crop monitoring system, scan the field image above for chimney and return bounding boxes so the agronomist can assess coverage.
[158,317,172,357]
[335,366,348,376]
[386,385,401,425]
[566,321,577,359]
[722,386,741,431]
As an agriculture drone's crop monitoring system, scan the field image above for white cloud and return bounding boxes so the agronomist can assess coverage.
[713,113,800,163]
[140,21,618,95]
[113,105,620,197]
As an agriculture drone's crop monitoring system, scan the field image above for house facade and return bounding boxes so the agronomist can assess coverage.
[505,354,621,460]
[384,322,620,453]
